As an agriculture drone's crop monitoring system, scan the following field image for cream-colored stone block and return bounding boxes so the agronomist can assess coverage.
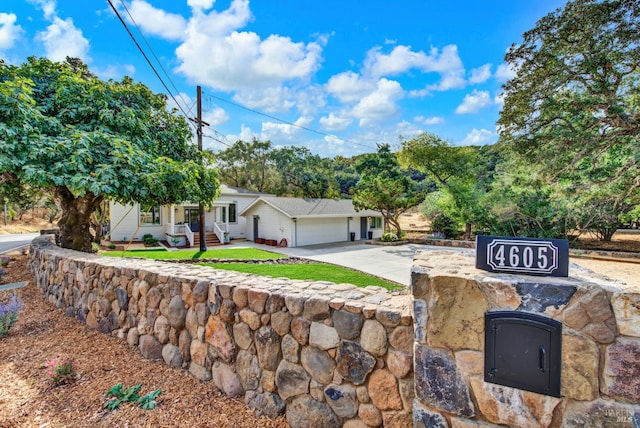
[470,377,561,428]
[611,292,640,337]
[427,276,488,351]
[561,332,599,401]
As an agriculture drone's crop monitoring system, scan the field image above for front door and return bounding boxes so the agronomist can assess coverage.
[360,217,367,239]
[185,208,200,232]
[253,216,259,240]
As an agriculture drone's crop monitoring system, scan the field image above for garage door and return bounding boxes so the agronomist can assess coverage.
[297,218,348,246]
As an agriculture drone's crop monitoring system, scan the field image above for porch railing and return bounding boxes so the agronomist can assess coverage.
[184,224,194,247]
[165,223,186,236]
[213,222,229,244]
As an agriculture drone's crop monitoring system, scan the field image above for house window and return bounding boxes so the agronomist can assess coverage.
[229,203,237,223]
[369,217,382,229]
[140,205,161,225]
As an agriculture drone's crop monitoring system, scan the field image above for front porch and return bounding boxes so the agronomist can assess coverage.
[164,203,231,248]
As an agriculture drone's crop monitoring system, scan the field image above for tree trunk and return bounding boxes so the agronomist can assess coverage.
[463,222,472,241]
[54,186,102,252]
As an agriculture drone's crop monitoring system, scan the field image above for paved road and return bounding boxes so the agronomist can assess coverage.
[238,241,473,286]
[0,233,39,254]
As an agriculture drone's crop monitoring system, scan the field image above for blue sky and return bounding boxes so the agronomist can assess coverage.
[1,0,567,157]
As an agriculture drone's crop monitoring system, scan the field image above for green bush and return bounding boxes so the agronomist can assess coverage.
[143,234,159,246]
[430,213,458,239]
[381,232,399,242]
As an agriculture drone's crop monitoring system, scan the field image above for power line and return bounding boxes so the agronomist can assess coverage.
[116,0,194,119]
[107,0,196,132]
[204,93,378,152]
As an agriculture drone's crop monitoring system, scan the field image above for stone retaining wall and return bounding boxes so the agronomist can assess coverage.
[411,250,640,427]
[29,236,413,427]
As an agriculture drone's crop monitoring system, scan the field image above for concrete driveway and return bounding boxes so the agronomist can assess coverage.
[238,240,473,286]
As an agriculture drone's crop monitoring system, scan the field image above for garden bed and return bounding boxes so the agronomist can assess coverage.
[0,253,289,428]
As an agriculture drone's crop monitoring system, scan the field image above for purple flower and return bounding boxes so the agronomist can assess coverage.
[0,294,22,335]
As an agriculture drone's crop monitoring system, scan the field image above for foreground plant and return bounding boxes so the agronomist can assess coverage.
[0,294,22,336]
[105,383,162,411]
[45,356,78,387]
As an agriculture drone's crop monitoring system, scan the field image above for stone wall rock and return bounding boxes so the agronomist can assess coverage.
[29,236,412,427]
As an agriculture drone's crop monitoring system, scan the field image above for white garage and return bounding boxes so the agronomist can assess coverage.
[240,197,383,248]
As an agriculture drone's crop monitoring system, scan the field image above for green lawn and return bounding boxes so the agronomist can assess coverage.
[101,247,402,290]
[198,262,402,291]
[101,247,286,260]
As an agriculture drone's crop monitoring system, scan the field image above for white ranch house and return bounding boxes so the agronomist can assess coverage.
[109,185,269,247]
[240,197,384,247]
[109,186,385,248]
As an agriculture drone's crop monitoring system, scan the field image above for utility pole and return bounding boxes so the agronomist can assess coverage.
[195,86,208,252]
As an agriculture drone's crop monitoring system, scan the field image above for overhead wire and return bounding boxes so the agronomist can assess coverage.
[204,93,379,152]
[107,0,196,133]
[108,0,377,153]
[116,0,195,119]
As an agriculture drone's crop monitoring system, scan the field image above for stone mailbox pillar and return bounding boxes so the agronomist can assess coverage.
[411,249,640,427]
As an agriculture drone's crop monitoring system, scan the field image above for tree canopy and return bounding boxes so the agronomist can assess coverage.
[352,144,425,237]
[498,0,640,228]
[0,57,220,252]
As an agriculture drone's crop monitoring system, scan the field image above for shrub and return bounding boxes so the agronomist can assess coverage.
[381,232,399,242]
[143,234,159,246]
[0,294,23,336]
[430,213,459,239]
[45,356,78,387]
[107,244,116,250]
[0,256,9,267]
[105,383,162,411]
[432,231,446,240]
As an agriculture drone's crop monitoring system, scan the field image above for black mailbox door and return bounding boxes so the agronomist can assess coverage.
[485,312,561,397]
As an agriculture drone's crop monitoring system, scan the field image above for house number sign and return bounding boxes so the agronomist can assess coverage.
[475,235,569,277]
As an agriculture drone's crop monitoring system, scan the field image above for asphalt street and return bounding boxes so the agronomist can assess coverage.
[0,233,39,254]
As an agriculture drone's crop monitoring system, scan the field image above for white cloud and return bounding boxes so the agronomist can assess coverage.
[261,116,311,142]
[37,17,90,62]
[455,90,491,114]
[351,78,403,127]
[187,0,215,9]
[325,71,376,103]
[203,106,229,127]
[363,44,466,92]
[468,64,491,84]
[126,1,187,41]
[494,92,505,108]
[0,13,23,51]
[495,62,517,81]
[175,0,324,109]
[415,116,444,125]
[459,128,494,146]
[28,0,57,20]
[93,63,136,80]
[319,112,352,131]
[233,86,295,113]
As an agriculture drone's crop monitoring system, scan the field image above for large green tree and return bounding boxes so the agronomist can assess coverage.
[352,144,424,237]
[0,57,220,252]
[271,146,339,198]
[214,138,278,193]
[398,132,492,240]
[498,0,640,236]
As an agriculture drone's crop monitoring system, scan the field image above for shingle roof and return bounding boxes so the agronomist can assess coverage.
[220,184,272,196]
[241,196,380,218]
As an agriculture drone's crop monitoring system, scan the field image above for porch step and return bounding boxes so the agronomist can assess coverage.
[190,232,221,248]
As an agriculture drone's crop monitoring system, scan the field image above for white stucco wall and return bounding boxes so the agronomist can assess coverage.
[109,202,168,242]
[244,203,293,244]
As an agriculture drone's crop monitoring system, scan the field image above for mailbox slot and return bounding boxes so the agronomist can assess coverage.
[485,311,561,397]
